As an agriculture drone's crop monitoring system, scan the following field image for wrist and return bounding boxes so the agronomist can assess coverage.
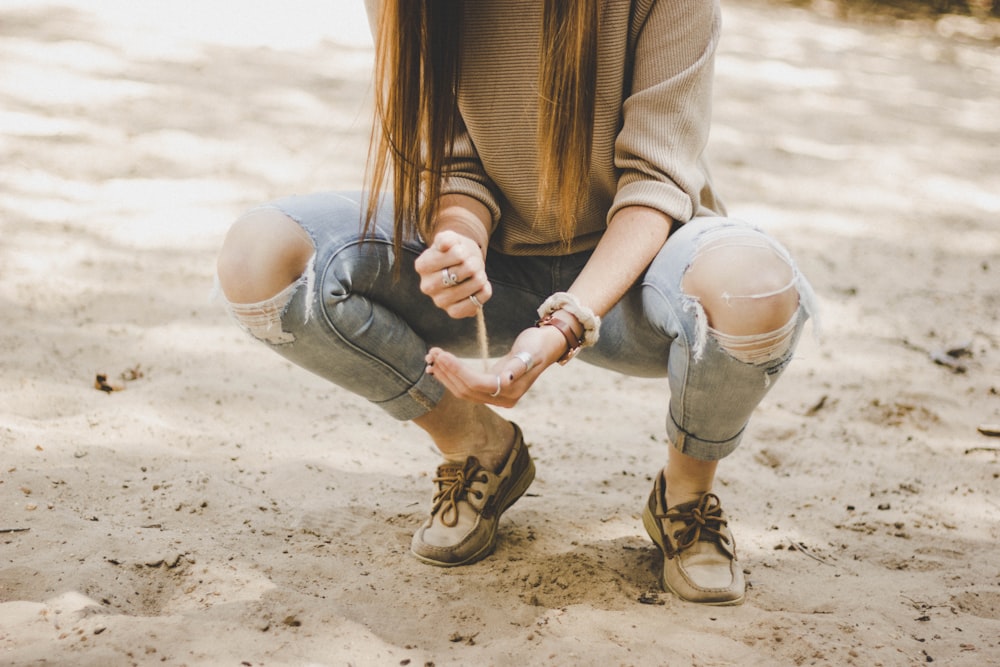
[434,197,490,256]
[536,314,584,365]
[548,309,583,341]
[536,292,601,350]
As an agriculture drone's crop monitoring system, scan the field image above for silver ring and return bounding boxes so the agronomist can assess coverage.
[489,375,502,397]
[469,294,482,308]
[513,351,534,372]
[441,268,459,287]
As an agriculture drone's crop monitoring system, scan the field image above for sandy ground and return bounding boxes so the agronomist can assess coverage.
[1,1,999,665]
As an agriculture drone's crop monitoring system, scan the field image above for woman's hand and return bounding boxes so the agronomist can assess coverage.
[414,230,491,319]
[426,323,569,408]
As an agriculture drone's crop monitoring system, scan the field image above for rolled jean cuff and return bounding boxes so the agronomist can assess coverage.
[666,414,743,462]
[373,369,446,421]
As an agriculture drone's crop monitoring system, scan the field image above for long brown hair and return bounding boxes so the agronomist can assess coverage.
[365,0,598,251]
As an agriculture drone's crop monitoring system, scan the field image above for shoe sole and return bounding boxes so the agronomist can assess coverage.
[411,455,536,568]
[642,504,746,607]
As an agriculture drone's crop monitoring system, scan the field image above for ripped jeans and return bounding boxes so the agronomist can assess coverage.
[221,192,817,462]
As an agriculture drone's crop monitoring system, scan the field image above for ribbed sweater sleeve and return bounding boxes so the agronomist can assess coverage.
[610,0,721,226]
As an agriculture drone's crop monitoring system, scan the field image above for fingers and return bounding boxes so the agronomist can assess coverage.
[509,350,537,376]
[416,233,491,317]
[426,259,486,298]
[426,346,543,408]
[427,276,492,319]
[427,349,512,406]
[414,230,478,277]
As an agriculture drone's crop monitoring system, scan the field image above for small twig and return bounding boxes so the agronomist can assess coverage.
[897,337,928,354]
[965,446,1000,455]
[0,527,31,534]
[929,350,967,373]
[897,337,974,373]
[787,538,834,566]
[805,394,828,416]
[976,424,1000,437]
[901,594,951,612]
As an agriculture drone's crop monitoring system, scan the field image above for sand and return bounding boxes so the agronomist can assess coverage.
[1,1,999,665]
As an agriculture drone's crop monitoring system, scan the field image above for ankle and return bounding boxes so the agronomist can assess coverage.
[662,469,715,509]
[449,409,515,472]
[665,486,711,509]
[662,447,718,509]
[415,399,515,472]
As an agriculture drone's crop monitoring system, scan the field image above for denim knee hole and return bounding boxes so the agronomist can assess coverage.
[220,251,316,344]
[681,225,809,366]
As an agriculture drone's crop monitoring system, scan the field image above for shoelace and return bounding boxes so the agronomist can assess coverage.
[662,493,730,554]
[431,457,489,527]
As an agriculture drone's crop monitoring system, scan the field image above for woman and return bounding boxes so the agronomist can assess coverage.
[216,0,816,606]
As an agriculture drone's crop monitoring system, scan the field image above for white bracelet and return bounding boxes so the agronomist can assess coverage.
[536,292,601,348]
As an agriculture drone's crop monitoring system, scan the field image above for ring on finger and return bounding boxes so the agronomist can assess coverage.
[489,374,502,397]
[513,351,534,372]
[441,268,459,287]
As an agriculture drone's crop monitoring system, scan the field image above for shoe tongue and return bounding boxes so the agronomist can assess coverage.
[431,458,483,525]
[682,493,722,517]
[439,455,480,474]
[437,462,462,478]
[671,494,727,547]
[436,457,485,492]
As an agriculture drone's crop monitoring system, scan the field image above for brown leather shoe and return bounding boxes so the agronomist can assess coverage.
[411,423,534,567]
[642,471,746,605]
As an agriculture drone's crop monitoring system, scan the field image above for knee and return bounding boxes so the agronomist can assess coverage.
[217,208,314,304]
[681,234,799,337]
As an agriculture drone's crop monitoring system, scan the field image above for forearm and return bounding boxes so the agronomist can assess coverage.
[432,194,491,255]
[531,205,672,365]
[567,205,674,317]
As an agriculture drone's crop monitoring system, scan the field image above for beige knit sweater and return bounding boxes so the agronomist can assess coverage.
[365,0,725,256]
